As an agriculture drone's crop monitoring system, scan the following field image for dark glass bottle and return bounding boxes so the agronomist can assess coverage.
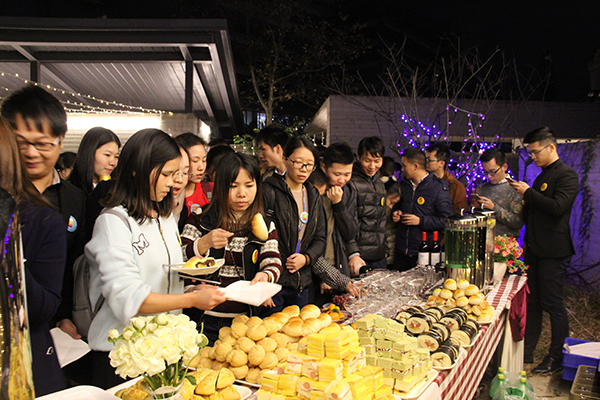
[418,231,430,267]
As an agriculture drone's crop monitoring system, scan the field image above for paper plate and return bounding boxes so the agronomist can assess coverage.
[40,385,123,400]
[393,370,438,399]
[223,280,282,307]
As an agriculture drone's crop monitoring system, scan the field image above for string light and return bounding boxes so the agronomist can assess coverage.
[0,70,174,116]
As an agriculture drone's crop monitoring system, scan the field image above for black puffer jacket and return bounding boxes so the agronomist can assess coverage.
[263,174,326,291]
[346,163,387,261]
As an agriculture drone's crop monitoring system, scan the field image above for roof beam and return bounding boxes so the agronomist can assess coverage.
[11,44,36,61]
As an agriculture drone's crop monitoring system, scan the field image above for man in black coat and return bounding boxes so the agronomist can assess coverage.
[510,127,579,374]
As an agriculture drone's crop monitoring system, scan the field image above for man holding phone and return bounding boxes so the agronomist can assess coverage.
[472,148,524,238]
[509,127,578,374]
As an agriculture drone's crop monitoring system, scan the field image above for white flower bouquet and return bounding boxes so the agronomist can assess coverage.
[108,313,208,397]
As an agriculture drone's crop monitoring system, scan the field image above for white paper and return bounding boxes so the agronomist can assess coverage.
[50,327,91,367]
[565,342,600,359]
[222,281,282,307]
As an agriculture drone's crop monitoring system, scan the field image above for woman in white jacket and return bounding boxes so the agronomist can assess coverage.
[85,129,226,389]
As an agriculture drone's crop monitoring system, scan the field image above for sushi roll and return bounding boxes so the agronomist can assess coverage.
[464,319,480,333]
[394,310,412,323]
[424,309,441,323]
[446,308,469,325]
[444,279,457,291]
[418,330,442,352]
[457,279,470,290]
[432,346,457,367]
[425,307,444,321]
[431,323,449,342]
[406,306,425,314]
[443,337,462,349]
[440,313,462,331]
[406,313,432,334]
[451,325,477,346]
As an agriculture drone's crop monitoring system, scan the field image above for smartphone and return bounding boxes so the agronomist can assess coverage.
[505,176,516,183]
[472,193,481,201]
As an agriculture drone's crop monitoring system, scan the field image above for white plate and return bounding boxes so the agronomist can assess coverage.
[235,379,261,388]
[233,384,252,400]
[461,330,481,348]
[106,378,251,400]
[223,280,282,307]
[38,385,119,400]
[170,259,225,276]
[393,369,438,399]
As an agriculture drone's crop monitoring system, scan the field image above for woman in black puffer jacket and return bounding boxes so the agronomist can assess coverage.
[262,137,326,316]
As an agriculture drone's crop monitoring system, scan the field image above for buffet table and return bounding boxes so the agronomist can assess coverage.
[416,275,528,400]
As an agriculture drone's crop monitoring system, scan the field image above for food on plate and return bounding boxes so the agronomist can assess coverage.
[229,364,249,380]
[464,284,480,297]
[252,212,269,241]
[443,278,457,291]
[439,288,453,300]
[182,256,217,269]
[300,304,321,320]
[225,349,248,368]
[457,279,470,290]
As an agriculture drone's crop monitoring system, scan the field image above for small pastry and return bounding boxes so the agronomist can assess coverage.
[469,294,483,306]
[246,316,263,329]
[216,368,236,389]
[274,347,290,362]
[261,319,279,336]
[300,304,321,320]
[200,346,212,358]
[444,279,457,291]
[229,365,249,380]
[432,288,442,297]
[199,357,213,369]
[247,324,267,341]
[215,342,233,362]
[219,327,232,340]
[465,284,480,296]
[453,289,465,299]
[317,313,332,329]
[439,288,453,300]
[456,296,469,308]
[212,360,229,370]
[248,344,266,366]
[221,335,237,346]
[230,322,249,339]
[226,349,248,368]
[269,332,289,348]
[258,337,277,353]
[259,352,278,370]
[218,385,241,400]
[282,305,300,318]
[245,368,262,384]
[236,336,255,353]
[232,315,249,325]
[195,370,218,396]
[457,279,470,290]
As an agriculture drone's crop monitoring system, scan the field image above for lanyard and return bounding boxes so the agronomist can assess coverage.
[296,186,309,253]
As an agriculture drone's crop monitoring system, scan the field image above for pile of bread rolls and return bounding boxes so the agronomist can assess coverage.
[426,279,494,323]
[188,304,335,384]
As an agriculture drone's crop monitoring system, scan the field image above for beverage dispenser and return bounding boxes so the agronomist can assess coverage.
[473,207,497,288]
[445,211,478,283]
[467,209,487,288]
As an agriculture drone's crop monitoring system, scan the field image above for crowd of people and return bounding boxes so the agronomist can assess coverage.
[0,84,578,395]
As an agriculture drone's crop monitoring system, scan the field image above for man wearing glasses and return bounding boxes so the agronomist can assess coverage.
[426,143,467,215]
[472,148,524,238]
[509,127,578,374]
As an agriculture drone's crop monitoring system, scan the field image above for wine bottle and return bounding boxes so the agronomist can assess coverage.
[430,231,441,266]
[418,232,430,267]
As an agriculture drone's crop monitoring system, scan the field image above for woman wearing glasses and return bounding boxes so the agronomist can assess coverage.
[261,136,326,316]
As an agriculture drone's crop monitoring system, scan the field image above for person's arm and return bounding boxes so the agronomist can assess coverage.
[331,186,359,241]
[257,221,283,283]
[523,168,579,217]
[22,208,67,327]
[420,187,453,231]
[311,256,351,292]
[138,286,225,314]
[493,189,524,231]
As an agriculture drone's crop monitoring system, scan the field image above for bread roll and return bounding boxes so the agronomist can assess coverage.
[465,284,480,296]
[300,304,321,320]
[270,312,289,325]
[252,213,269,241]
[457,279,470,290]
[282,305,300,318]
[245,368,262,384]
[232,315,249,325]
[230,322,249,339]
[258,337,277,353]
[317,313,332,329]
[215,343,233,362]
[444,279,457,291]
[282,319,305,337]
[259,352,278,370]
[246,316,263,329]
[303,318,321,335]
[269,332,289,348]
[225,349,248,368]
[246,324,267,341]
[261,319,279,336]
[248,344,266,366]
[236,336,255,353]
[229,365,249,380]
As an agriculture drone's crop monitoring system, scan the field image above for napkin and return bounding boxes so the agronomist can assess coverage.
[223,281,282,307]
[50,327,91,367]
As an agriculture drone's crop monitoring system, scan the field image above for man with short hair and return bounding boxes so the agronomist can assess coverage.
[393,147,452,271]
[473,148,524,238]
[2,84,87,387]
[347,137,388,274]
[509,127,578,374]
[426,143,467,214]
[255,124,289,178]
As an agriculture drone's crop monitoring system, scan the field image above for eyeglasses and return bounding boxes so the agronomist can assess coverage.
[16,136,61,152]
[527,144,550,157]
[426,158,440,164]
[287,158,316,171]
[484,166,502,176]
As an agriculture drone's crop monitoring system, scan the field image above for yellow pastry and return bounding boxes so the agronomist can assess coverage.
[258,337,277,353]
[230,322,249,339]
[216,368,236,389]
[225,349,248,368]
[247,324,268,341]
[248,344,266,366]
[259,352,278,370]
[218,386,241,400]
[195,370,219,395]
[252,213,269,241]
[229,364,249,380]
[232,315,249,325]
[236,336,256,353]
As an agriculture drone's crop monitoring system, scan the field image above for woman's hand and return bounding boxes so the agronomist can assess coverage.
[196,228,233,254]
[250,272,270,285]
[286,253,307,274]
[189,284,227,310]
[392,210,402,222]
[320,282,333,294]
[57,318,81,340]
[261,298,275,308]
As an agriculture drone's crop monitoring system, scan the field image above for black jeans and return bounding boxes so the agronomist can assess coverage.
[524,252,571,360]
[392,253,418,272]
[199,314,237,346]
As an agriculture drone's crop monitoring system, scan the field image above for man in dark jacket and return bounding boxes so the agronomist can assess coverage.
[393,147,453,271]
[509,127,578,374]
[347,137,388,274]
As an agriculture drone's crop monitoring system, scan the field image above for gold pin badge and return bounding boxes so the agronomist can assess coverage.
[541,183,548,191]
[252,249,259,264]
[417,197,425,205]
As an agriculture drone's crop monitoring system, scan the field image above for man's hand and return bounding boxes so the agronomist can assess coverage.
[250,272,270,285]
[57,319,81,340]
[392,210,402,222]
[349,256,366,277]
[478,196,495,210]
[345,282,361,297]
[286,253,307,274]
[326,186,344,205]
[401,214,420,226]
[320,282,333,294]
[509,180,530,196]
